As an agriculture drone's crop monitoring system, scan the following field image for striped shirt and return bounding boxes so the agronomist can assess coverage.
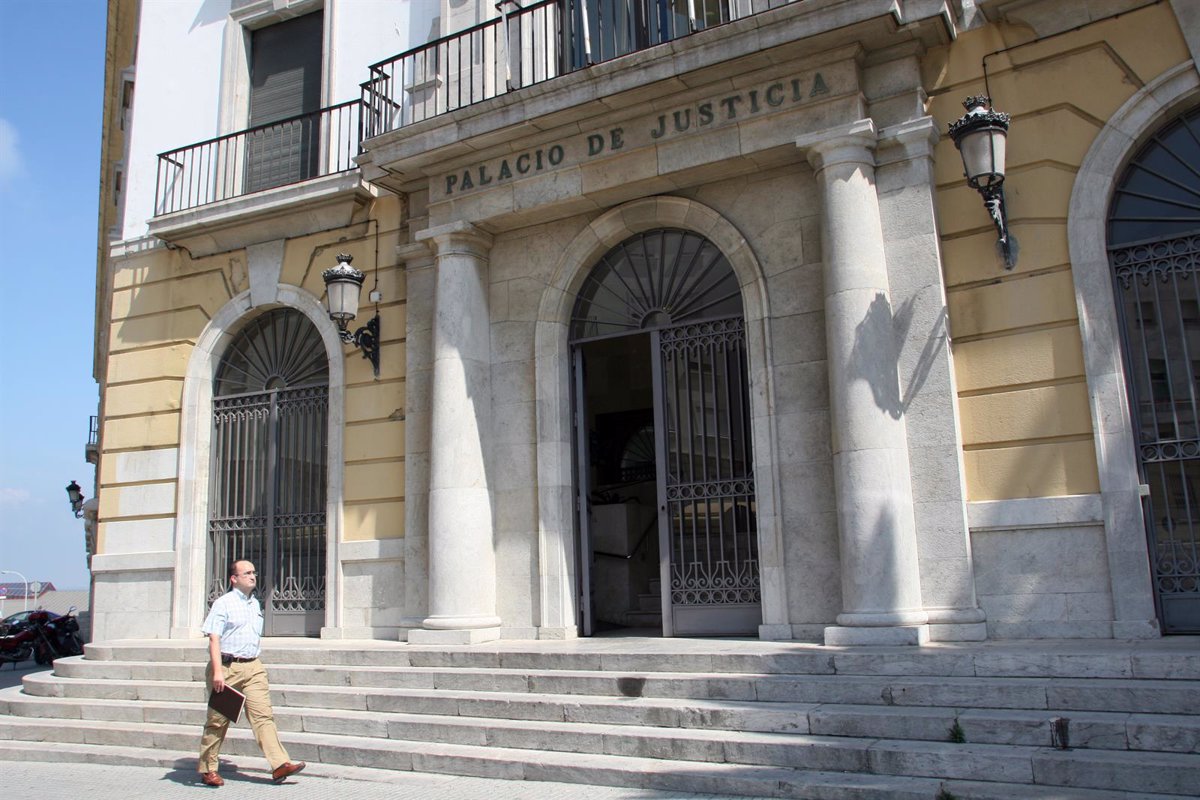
[201,588,263,658]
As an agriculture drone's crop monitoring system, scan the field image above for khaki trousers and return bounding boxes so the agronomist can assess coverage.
[197,658,290,773]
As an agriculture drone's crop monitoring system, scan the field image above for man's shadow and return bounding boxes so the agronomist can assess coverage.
[163,758,278,786]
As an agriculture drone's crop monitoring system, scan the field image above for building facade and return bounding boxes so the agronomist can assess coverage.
[89,0,1199,646]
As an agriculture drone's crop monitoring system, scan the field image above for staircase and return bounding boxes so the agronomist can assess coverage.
[622,577,663,628]
[1,637,1198,798]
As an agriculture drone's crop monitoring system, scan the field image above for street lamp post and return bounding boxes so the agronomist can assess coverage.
[0,570,30,612]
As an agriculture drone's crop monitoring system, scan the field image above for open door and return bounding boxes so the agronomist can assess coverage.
[654,317,760,636]
[573,347,595,636]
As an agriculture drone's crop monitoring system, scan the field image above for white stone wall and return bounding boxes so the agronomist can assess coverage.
[476,171,847,637]
[91,560,174,641]
[969,496,1115,638]
[331,539,406,638]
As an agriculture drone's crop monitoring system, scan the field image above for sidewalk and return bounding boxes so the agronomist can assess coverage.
[3,759,760,799]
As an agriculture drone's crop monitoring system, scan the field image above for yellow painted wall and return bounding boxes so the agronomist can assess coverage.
[94,0,138,382]
[928,3,1190,501]
[96,196,408,552]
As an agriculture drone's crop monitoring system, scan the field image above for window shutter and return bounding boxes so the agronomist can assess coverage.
[249,12,323,126]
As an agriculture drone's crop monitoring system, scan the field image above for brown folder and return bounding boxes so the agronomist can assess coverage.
[207,685,246,724]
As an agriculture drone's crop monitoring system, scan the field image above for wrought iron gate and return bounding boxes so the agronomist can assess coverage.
[1108,105,1200,633]
[208,385,328,635]
[206,309,329,636]
[1110,234,1200,633]
[653,317,759,635]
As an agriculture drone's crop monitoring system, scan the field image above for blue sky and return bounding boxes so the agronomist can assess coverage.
[0,1,108,593]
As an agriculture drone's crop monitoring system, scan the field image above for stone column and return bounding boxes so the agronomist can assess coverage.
[408,221,501,644]
[798,120,929,646]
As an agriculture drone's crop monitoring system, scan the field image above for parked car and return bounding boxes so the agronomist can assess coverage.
[0,609,59,637]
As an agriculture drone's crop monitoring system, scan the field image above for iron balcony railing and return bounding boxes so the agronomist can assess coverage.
[155,99,362,216]
[362,0,754,140]
[153,1,779,215]
[88,416,99,447]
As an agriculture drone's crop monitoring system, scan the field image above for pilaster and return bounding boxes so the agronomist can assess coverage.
[798,120,929,646]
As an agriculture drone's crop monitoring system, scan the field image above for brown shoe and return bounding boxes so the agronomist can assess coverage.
[271,761,306,784]
[200,772,224,787]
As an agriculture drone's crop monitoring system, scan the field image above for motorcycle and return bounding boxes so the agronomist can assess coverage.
[41,606,84,662]
[0,606,83,667]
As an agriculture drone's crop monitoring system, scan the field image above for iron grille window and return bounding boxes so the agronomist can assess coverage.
[570,229,743,341]
[207,309,329,636]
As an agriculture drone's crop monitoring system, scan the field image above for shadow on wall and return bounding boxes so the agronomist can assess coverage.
[849,293,947,420]
[193,0,231,32]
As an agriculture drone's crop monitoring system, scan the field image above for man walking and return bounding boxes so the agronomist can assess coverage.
[198,559,306,787]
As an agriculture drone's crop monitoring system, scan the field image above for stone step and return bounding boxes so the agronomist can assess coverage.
[78,641,1200,680]
[622,611,663,627]
[44,657,1200,714]
[0,714,1196,796]
[6,679,1199,754]
[637,592,662,612]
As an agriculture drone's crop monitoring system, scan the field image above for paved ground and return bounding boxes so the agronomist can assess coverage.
[3,760,761,799]
[0,660,39,690]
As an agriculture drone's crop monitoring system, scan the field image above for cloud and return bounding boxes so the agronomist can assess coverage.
[0,118,23,186]
[0,488,32,508]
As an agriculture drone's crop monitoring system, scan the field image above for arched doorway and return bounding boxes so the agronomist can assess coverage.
[1108,105,1200,633]
[206,308,330,636]
[570,228,761,636]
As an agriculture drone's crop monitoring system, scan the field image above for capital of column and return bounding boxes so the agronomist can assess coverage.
[796,119,878,174]
[415,220,494,260]
[395,241,435,272]
[877,116,940,166]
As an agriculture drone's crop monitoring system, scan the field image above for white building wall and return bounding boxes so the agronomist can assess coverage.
[121,0,228,239]
[122,0,439,240]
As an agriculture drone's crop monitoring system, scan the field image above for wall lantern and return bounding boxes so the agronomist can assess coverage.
[949,95,1017,269]
[321,253,381,377]
[65,480,85,518]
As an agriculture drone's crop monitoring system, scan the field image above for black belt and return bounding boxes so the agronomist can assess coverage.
[221,654,258,665]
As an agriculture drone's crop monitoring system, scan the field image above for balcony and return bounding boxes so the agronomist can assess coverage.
[360,0,773,141]
[149,100,374,256]
[155,100,362,215]
[151,1,784,209]
[86,415,99,465]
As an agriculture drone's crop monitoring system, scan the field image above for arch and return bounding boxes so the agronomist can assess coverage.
[170,284,347,638]
[1067,60,1200,638]
[532,196,790,638]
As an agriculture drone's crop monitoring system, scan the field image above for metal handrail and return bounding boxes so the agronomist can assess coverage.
[154,99,362,216]
[594,516,657,560]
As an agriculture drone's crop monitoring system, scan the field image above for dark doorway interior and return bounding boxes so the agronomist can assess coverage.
[578,333,664,635]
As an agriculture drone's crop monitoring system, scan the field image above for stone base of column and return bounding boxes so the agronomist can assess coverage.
[408,627,502,645]
[824,624,930,646]
[1113,619,1162,639]
[758,623,794,641]
[924,607,987,642]
[927,622,987,642]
